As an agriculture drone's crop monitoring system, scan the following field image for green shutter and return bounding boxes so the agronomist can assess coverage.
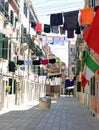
[0,33,8,59]
[9,78,12,94]
[24,2,27,17]
[10,10,14,25]
[3,36,8,59]
[0,34,3,58]
[90,77,95,95]
[14,80,16,94]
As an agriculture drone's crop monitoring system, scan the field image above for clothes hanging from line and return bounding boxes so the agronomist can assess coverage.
[51,26,59,34]
[24,60,32,66]
[49,59,56,64]
[32,60,41,65]
[67,28,74,38]
[31,21,36,28]
[60,26,65,35]
[79,7,94,25]
[8,61,16,72]
[63,10,79,30]
[40,59,49,65]
[44,24,51,33]
[17,60,24,65]
[50,13,63,26]
[35,22,42,32]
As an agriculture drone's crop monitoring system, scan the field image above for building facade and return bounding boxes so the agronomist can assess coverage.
[0,0,45,110]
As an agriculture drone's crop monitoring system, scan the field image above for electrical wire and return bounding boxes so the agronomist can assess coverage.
[32,0,84,23]
[34,4,84,17]
[34,1,83,10]
[33,1,84,17]
[36,5,83,14]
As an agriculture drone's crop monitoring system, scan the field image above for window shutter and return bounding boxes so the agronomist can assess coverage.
[0,33,8,59]
[24,2,27,17]
[10,10,14,25]
[90,77,95,95]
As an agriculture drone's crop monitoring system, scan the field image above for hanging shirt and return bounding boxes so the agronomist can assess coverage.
[59,36,65,45]
[53,36,60,44]
[31,22,36,28]
[50,13,63,26]
[42,35,47,46]
[80,7,94,25]
[40,59,48,65]
[60,26,65,35]
[63,10,79,30]
[49,59,56,64]
[32,60,41,65]
[36,22,42,32]
[8,61,16,72]
[67,28,74,38]
[44,24,51,33]
[47,36,53,44]
[51,26,59,34]
[17,60,24,65]
[24,60,32,66]
[75,26,81,35]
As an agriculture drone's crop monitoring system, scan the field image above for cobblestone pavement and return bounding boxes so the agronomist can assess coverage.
[0,96,99,130]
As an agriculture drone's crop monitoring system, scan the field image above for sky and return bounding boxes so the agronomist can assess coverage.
[49,43,69,67]
[32,0,84,24]
[32,0,84,66]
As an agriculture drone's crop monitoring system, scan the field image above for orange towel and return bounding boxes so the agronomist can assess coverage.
[80,7,94,25]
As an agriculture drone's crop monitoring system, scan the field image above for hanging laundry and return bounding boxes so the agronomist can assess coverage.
[8,61,16,72]
[65,78,74,87]
[42,35,47,46]
[47,36,53,44]
[17,60,24,65]
[59,36,65,45]
[50,13,63,26]
[44,24,51,33]
[20,66,25,71]
[40,59,48,65]
[60,26,65,35]
[53,36,60,44]
[67,28,74,38]
[75,26,81,35]
[24,60,32,66]
[51,26,59,34]
[49,59,56,64]
[32,60,41,65]
[80,7,94,25]
[31,22,36,28]
[35,22,42,32]
[63,10,79,30]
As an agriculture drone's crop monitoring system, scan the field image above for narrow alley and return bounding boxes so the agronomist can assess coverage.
[0,96,99,130]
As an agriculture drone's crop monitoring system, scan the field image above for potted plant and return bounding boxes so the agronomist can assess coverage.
[6,86,11,94]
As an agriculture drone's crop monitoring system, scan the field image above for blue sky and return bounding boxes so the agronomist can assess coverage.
[32,0,84,24]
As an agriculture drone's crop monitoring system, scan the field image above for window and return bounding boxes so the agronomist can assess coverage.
[5,2,9,17]
[89,0,96,7]
[0,1,9,18]
[0,0,5,14]
[29,11,35,22]
[24,2,27,17]
[10,10,14,25]
[0,33,8,60]
[21,24,27,43]
[71,57,74,64]
[15,17,18,28]
[9,79,16,94]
